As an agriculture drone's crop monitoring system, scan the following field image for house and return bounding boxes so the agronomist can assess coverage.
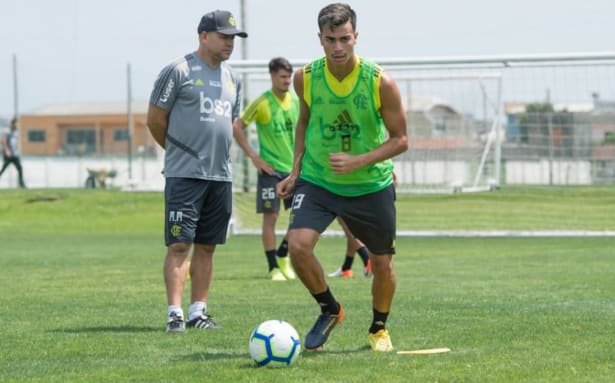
[17,101,155,156]
[405,95,467,138]
[395,95,492,189]
[404,95,482,159]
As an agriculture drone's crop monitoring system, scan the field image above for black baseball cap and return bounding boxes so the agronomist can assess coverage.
[198,10,247,38]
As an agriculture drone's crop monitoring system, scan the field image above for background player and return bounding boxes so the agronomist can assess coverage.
[233,57,298,281]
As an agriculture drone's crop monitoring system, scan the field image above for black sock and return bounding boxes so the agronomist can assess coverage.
[341,255,354,271]
[356,246,369,266]
[312,287,339,314]
[265,250,278,271]
[369,309,389,333]
[277,239,289,258]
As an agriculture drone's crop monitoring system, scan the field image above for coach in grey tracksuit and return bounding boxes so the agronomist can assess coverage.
[147,10,247,333]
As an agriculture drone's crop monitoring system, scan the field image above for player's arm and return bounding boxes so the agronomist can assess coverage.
[329,72,408,174]
[277,68,309,199]
[378,71,409,157]
[232,117,274,175]
[290,68,310,178]
[147,104,169,149]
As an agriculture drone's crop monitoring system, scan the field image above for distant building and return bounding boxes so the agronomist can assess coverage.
[504,101,593,158]
[405,95,467,138]
[405,95,482,158]
[18,101,155,156]
[503,99,615,182]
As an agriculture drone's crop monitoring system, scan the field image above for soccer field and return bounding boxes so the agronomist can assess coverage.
[0,189,613,382]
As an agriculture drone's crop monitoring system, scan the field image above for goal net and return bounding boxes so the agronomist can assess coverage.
[393,72,503,194]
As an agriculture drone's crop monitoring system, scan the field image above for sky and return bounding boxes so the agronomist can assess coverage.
[1,0,614,118]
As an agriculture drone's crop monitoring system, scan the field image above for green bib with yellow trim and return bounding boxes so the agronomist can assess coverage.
[257,90,297,172]
[301,57,393,196]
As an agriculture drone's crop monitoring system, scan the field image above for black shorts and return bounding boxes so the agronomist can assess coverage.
[164,178,232,246]
[256,171,292,213]
[288,179,396,255]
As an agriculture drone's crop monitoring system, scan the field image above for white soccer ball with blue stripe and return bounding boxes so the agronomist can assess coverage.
[248,320,301,367]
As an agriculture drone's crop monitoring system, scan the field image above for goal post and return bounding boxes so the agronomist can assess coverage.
[229,71,504,235]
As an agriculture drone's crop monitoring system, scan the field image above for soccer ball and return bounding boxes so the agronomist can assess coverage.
[248,320,301,367]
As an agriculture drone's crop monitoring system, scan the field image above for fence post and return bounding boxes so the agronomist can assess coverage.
[548,112,554,185]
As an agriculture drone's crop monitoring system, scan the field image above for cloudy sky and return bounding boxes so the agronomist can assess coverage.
[1,0,614,118]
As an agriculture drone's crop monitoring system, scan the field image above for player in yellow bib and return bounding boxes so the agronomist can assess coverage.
[233,57,299,281]
[277,3,408,352]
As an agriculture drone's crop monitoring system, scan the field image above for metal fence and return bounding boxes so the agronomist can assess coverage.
[231,52,615,191]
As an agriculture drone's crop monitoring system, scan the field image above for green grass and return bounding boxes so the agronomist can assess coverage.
[0,188,614,382]
[232,185,615,232]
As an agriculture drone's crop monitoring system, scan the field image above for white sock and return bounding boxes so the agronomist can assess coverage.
[189,301,207,320]
[168,305,183,318]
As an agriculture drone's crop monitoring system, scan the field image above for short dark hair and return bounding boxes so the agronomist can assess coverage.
[10,118,17,127]
[317,3,356,32]
[268,57,293,74]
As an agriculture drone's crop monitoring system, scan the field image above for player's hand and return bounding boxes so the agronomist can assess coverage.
[276,175,296,199]
[329,152,358,174]
[252,157,275,175]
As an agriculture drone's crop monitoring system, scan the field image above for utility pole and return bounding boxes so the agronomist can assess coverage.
[127,62,133,180]
[240,0,250,192]
[12,54,19,118]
